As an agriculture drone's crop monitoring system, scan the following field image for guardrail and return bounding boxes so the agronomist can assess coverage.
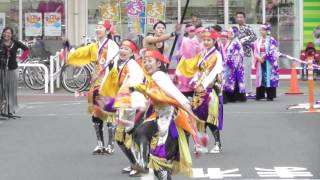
[18,63,49,93]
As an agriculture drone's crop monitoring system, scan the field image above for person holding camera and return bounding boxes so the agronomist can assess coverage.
[0,27,29,117]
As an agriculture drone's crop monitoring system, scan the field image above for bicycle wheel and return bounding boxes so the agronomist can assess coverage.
[60,64,91,93]
[23,66,46,90]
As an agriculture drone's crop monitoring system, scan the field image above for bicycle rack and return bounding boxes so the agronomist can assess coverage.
[18,63,49,94]
[50,49,65,94]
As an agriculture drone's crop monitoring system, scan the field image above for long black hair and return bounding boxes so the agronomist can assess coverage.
[1,27,14,41]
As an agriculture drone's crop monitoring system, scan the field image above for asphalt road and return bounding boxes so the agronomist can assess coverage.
[0,81,319,180]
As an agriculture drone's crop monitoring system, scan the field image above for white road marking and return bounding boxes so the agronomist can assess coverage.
[193,168,242,179]
[255,167,313,178]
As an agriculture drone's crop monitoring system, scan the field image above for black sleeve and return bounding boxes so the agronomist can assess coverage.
[16,41,29,51]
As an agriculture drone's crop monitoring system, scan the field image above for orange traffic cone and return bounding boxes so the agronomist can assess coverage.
[285,63,303,95]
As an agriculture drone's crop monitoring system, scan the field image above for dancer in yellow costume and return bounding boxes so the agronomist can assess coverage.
[131,50,201,180]
[67,20,120,155]
[176,29,224,154]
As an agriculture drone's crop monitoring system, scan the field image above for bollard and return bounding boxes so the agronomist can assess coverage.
[307,56,315,112]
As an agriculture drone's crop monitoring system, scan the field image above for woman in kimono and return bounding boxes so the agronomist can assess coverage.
[175,24,204,99]
[253,23,279,101]
[109,39,147,176]
[221,27,246,102]
[132,50,198,180]
[189,30,224,154]
[67,20,120,154]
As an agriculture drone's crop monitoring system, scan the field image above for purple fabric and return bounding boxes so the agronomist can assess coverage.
[92,89,116,112]
[151,144,167,158]
[218,95,224,130]
[192,90,211,121]
[254,37,279,88]
[169,120,179,139]
[103,97,116,112]
[223,39,246,93]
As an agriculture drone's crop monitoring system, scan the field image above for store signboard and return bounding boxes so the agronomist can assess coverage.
[0,13,5,33]
[146,2,165,33]
[99,2,122,34]
[25,13,42,37]
[127,0,146,34]
[44,12,61,36]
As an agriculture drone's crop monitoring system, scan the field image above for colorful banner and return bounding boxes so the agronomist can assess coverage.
[146,2,165,32]
[44,12,61,36]
[0,13,5,34]
[127,0,146,34]
[99,1,122,35]
[303,0,320,48]
[25,13,42,37]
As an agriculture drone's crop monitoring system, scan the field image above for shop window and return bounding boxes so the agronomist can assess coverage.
[0,1,19,38]
[23,0,66,58]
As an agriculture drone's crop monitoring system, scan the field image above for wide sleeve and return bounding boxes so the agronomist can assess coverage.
[201,52,223,89]
[152,71,190,106]
[67,43,97,66]
[253,40,260,65]
[105,40,119,68]
[127,60,146,109]
[265,37,278,64]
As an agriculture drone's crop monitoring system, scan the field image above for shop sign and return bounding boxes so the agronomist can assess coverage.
[44,12,61,36]
[25,13,42,36]
[146,2,165,32]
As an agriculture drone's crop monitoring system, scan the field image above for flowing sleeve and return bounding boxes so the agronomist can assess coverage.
[67,43,97,66]
[127,60,146,109]
[105,40,119,67]
[152,71,190,106]
[265,37,278,64]
[201,52,223,89]
[253,40,260,65]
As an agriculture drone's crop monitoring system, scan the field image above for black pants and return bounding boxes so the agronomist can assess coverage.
[256,86,276,100]
[205,123,221,144]
[223,79,246,103]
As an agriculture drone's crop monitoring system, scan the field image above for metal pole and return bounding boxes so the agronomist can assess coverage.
[19,0,22,41]
[262,0,266,24]
[178,0,181,23]
[168,0,190,65]
[224,0,229,26]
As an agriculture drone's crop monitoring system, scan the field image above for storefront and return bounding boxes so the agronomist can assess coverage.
[0,0,66,59]
[84,0,304,68]
[1,0,318,68]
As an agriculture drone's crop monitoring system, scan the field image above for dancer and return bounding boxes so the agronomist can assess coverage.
[175,23,204,99]
[189,30,224,153]
[221,27,246,102]
[253,23,279,101]
[110,39,146,176]
[67,20,119,154]
[132,50,197,179]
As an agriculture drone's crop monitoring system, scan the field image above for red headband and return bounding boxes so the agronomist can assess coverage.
[203,31,220,40]
[122,40,139,54]
[144,50,170,64]
[100,20,111,30]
